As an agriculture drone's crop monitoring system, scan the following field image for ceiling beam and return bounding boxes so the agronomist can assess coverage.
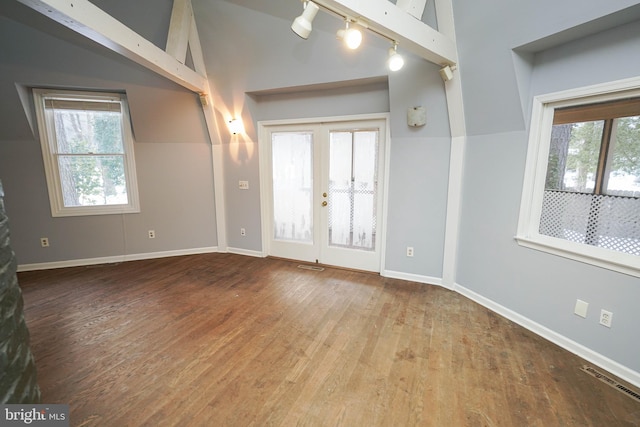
[166,0,193,63]
[16,0,207,93]
[314,0,457,65]
[165,0,207,76]
[395,0,427,21]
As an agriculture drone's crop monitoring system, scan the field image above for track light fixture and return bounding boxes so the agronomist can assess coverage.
[290,3,407,72]
[291,1,320,39]
[336,20,362,50]
[387,42,404,72]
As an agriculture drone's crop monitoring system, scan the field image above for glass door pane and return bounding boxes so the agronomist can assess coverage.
[352,131,377,250]
[328,130,378,251]
[272,132,313,242]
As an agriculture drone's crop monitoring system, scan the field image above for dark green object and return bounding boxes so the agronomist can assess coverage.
[0,181,41,403]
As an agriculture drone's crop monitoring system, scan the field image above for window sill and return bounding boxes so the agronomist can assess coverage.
[515,235,640,278]
[51,204,140,217]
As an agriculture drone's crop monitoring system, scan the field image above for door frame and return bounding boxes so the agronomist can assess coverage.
[258,113,391,273]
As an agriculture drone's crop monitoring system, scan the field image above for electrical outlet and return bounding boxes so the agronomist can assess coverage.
[40,237,49,247]
[406,246,414,257]
[599,309,613,328]
[148,230,155,239]
[240,228,246,236]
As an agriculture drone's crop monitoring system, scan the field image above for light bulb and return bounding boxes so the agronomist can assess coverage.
[337,22,363,50]
[387,45,404,71]
[228,118,244,135]
[344,28,362,49]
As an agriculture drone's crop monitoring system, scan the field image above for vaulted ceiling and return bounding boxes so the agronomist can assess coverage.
[2,0,458,95]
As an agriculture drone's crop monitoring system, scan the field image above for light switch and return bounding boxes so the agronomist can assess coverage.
[239,180,249,190]
[574,299,589,318]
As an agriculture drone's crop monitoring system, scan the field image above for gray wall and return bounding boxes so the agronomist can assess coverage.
[0,9,217,265]
[386,55,451,277]
[193,0,452,277]
[454,0,640,372]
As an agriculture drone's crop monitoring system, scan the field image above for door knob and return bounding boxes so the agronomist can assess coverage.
[322,201,328,206]
[323,192,327,197]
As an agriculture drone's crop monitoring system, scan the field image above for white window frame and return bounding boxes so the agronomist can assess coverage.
[516,76,640,277]
[33,88,140,217]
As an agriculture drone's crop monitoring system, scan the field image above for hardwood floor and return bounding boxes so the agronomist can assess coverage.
[17,253,640,426]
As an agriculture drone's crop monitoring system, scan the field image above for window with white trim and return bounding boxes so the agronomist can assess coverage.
[516,78,640,277]
[33,89,140,217]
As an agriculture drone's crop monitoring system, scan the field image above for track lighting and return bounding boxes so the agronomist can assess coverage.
[291,1,320,39]
[290,3,407,73]
[387,43,404,71]
[336,21,362,50]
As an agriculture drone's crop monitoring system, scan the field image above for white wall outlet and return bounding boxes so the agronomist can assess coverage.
[148,230,156,239]
[240,228,246,236]
[40,237,49,247]
[239,180,249,190]
[406,246,414,257]
[599,309,613,328]
[574,299,589,318]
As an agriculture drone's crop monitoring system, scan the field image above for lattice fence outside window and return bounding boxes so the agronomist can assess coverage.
[540,190,640,256]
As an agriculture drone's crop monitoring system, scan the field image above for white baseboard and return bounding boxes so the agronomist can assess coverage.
[382,269,446,288]
[226,247,265,258]
[17,246,219,272]
[454,282,640,389]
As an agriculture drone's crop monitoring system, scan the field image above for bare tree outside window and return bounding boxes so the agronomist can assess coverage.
[34,89,139,217]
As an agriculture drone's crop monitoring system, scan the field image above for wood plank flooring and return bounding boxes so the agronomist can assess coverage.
[17,253,640,426]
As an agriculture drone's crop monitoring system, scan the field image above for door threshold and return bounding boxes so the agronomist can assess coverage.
[265,256,379,275]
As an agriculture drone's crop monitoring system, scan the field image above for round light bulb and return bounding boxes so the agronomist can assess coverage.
[387,48,404,71]
[343,28,362,49]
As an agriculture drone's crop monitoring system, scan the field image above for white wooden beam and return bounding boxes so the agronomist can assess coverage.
[166,0,193,63]
[396,0,427,21]
[16,0,207,93]
[314,0,457,65]
[188,15,208,76]
[199,86,228,251]
[165,0,207,76]
[434,0,467,288]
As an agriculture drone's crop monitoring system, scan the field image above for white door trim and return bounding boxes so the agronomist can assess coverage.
[258,113,391,273]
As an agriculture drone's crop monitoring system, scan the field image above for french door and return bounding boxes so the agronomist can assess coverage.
[260,116,387,272]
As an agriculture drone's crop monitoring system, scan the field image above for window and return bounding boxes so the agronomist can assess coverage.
[33,89,139,217]
[517,78,640,277]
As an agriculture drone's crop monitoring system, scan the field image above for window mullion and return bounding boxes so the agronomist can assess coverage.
[601,119,620,195]
[350,131,355,248]
[594,119,613,195]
